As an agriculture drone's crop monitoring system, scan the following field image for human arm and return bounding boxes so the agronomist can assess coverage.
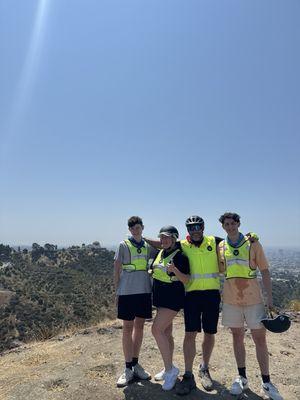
[254,242,274,309]
[167,262,190,285]
[144,237,161,249]
[113,259,122,291]
[261,269,273,309]
[167,252,190,285]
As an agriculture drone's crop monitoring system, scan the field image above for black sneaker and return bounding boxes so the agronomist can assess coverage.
[199,368,213,391]
[176,373,196,396]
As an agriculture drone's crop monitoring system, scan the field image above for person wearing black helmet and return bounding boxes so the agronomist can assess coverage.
[176,215,224,395]
[218,212,283,400]
[151,225,190,391]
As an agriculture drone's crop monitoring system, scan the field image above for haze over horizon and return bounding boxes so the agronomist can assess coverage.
[1,1,299,248]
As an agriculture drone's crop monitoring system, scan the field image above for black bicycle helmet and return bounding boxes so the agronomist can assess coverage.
[158,225,179,239]
[261,313,291,333]
[185,215,204,227]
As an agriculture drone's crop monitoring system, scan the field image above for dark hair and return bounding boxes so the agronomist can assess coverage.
[128,216,143,228]
[219,212,241,224]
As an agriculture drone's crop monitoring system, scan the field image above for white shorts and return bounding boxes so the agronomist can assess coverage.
[222,303,267,330]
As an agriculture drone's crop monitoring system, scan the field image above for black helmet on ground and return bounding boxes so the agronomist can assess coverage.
[261,313,291,333]
[158,225,179,239]
[185,215,204,227]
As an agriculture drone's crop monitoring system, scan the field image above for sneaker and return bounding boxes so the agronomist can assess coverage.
[230,376,249,395]
[199,367,213,391]
[133,363,151,380]
[154,368,165,381]
[176,373,197,396]
[262,382,283,400]
[162,366,179,391]
[117,368,134,387]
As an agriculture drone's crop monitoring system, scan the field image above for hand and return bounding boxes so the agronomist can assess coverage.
[167,262,176,274]
[246,232,259,243]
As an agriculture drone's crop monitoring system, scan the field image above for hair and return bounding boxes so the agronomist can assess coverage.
[127,216,143,228]
[219,212,241,224]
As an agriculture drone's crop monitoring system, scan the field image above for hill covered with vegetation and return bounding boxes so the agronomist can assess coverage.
[0,243,115,352]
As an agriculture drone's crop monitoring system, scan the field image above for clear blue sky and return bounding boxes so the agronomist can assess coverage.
[0,0,299,247]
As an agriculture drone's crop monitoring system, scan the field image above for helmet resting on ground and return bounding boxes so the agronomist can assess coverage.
[185,215,204,227]
[159,225,179,239]
[261,314,291,333]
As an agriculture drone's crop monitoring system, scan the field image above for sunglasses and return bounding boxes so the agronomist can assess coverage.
[188,224,203,232]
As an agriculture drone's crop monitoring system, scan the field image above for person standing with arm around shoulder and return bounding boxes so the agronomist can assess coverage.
[218,212,283,400]
[176,216,222,395]
[114,216,154,388]
[151,225,190,391]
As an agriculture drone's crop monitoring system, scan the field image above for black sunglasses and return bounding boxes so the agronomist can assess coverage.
[188,224,203,232]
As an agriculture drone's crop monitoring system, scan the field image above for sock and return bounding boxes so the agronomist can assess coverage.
[262,374,270,384]
[238,367,247,379]
[125,361,133,369]
[184,371,193,378]
[200,363,209,371]
[132,357,138,367]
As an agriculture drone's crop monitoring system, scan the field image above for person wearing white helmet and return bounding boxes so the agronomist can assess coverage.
[151,225,190,391]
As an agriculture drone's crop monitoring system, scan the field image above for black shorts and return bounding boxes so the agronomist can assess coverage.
[153,279,185,312]
[184,290,221,334]
[117,293,152,321]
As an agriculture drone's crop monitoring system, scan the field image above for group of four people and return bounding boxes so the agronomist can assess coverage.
[113,213,282,400]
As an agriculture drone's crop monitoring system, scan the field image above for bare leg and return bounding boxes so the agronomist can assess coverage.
[183,331,198,372]
[231,327,246,368]
[202,333,215,367]
[251,328,269,375]
[152,308,177,371]
[165,323,174,360]
[122,320,134,362]
[132,317,146,359]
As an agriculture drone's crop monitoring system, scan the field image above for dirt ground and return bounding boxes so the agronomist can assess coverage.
[0,315,299,400]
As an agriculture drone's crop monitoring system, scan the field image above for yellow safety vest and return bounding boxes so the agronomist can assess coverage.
[181,236,220,291]
[122,239,148,272]
[219,238,257,279]
[152,248,180,283]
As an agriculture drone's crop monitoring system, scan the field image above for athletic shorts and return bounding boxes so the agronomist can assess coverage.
[184,290,221,334]
[117,293,152,321]
[153,279,185,312]
[222,303,266,330]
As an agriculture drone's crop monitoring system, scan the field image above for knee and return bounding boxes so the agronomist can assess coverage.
[123,323,133,335]
[231,330,245,344]
[151,323,163,338]
[252,333,267,347]
[184,332,197,344]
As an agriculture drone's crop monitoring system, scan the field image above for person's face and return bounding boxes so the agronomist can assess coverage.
[129,223,143,238]
[187,224,204,242]
[222,218,240,236]
[160,235,174,249]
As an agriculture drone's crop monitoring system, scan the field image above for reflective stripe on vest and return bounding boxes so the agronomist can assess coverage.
[152,248,180,283]
[122,239,148,272]
[220,238,257,279]
[181,236,220,291]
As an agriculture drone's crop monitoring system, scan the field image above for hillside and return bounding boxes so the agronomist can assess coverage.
[0,315,299,400]
[0,244,115,352]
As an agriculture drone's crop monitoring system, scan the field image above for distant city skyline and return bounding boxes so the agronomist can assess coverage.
[1,1,299,247]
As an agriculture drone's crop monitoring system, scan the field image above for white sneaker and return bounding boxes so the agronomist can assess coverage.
[133,363,151,380]
[117,368,134,387]
[262,382,283,400]
[154,368,165,381]
[230,376,249,395]
[162,366,179,391]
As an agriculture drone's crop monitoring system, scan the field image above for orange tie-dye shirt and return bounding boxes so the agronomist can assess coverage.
[218,241,269,306]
